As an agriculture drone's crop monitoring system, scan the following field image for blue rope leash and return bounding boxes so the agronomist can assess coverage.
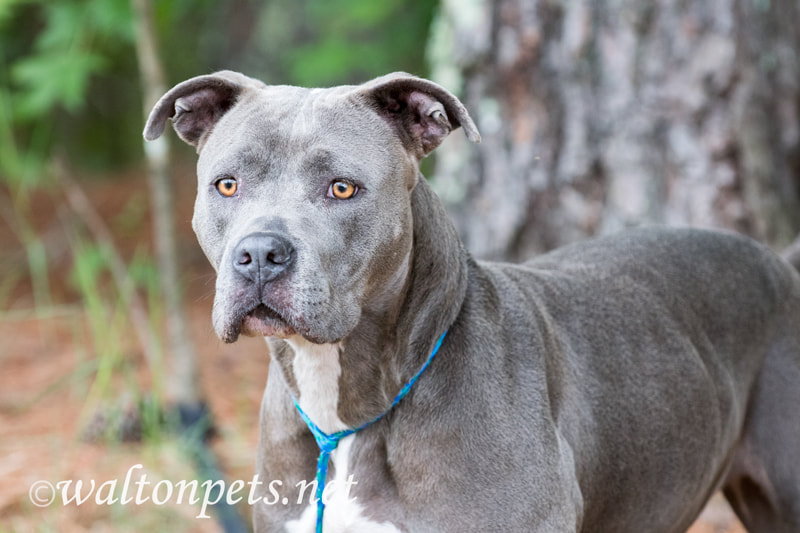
[291,331,448,533]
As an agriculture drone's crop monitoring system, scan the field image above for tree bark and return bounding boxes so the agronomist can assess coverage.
[430,0,800,261]
[131,0,199,405]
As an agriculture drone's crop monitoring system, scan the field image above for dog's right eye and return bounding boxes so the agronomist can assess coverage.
[215,177,238,197]
[328,180,358,200]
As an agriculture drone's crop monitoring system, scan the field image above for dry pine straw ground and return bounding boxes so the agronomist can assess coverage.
[0,172,746,532]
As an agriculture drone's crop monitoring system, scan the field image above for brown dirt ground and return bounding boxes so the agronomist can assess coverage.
[0,168,746,532]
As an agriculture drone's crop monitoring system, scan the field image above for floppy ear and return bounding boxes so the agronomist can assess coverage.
[359,72,481,159]
[143,70,264,151]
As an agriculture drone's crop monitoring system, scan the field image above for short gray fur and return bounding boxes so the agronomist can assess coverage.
[145,70,800,533]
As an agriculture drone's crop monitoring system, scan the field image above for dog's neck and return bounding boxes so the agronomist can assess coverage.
[270,177,469,432]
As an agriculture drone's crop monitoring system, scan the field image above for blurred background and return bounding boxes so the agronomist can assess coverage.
[1,0,798,531]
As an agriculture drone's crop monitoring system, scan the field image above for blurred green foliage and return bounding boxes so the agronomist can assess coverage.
[0,0,438,178]
[252,0,437,86]
[11,0,133,118]
[1,0,139,182]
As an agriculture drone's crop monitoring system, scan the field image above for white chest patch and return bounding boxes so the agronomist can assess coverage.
[282,337,402,533]
[287,337,348,434]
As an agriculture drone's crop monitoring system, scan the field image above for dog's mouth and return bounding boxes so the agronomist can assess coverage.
[239,303,297,340]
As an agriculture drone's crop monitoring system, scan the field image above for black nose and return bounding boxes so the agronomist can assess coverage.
[232,232,295,283]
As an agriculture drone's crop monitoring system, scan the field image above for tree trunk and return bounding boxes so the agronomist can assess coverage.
[430,0,800,261]
[131,0,199,406]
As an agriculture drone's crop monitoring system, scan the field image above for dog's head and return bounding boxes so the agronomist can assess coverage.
[144,71,479,344]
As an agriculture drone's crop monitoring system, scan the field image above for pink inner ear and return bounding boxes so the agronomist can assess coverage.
[406,91,451,156]
[406,90,439,119]
[172,87,235,148]
[386,97,403,114]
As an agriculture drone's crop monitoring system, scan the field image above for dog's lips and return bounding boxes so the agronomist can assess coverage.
[240,304,297,339]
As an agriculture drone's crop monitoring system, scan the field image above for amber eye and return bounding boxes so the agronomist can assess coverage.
[328,180,358,199]
[215,177,238,197]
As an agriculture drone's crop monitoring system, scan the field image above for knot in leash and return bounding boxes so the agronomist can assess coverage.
[291,331,448,533]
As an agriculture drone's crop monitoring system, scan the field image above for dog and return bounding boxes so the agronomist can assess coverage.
[144,70,800,533]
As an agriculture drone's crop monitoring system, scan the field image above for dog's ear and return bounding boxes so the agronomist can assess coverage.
[359,73,481,159]
[143,70,264,152]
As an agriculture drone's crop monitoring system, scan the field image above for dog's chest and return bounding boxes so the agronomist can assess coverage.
[283,338,403,533]
[284,435,402,533]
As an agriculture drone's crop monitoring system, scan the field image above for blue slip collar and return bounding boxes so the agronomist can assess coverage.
[291,330,448,533]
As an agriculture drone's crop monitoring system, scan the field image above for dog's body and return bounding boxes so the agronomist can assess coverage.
[145,71,800,532]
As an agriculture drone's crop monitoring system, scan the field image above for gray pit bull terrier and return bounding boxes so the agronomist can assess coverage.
[144,71,800,533]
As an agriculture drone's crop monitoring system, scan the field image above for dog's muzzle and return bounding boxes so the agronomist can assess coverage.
[224,231,298,340]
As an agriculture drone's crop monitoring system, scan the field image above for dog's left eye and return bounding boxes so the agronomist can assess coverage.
[328,180,358,200]
[215,177,238,197]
